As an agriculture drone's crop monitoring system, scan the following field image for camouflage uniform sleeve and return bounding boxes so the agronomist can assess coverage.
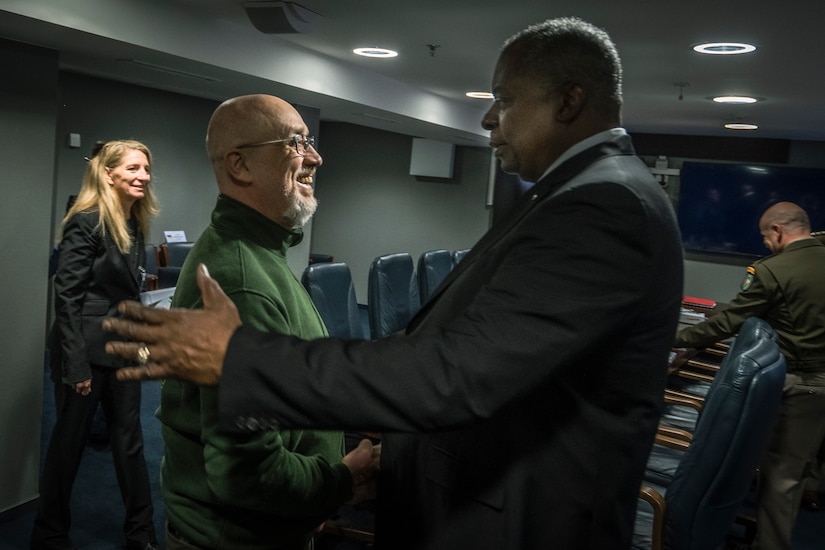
[674,262,776,348]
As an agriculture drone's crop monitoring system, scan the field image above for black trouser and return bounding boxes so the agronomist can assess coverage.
[31,364,156,549]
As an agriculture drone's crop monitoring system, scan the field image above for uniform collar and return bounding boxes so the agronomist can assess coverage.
[783,236,822,253]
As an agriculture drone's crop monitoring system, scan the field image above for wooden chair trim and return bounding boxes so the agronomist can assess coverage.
[664,389,704,411]
[654,432,692,452]
[702,347,727,358]
[685,358,720,372]
[676,369,715,384]
[320,519,375,543]
[657,425,693,444]
[639,485,666,550]
[158,243,169,267]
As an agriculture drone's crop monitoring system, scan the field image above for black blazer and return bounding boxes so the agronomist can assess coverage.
[220,134,684,549]
[53,211,145,383]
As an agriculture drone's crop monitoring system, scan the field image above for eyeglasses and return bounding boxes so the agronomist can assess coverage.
[236,135,316,156]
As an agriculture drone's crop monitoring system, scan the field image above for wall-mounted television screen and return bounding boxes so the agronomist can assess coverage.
[677,161,825,258]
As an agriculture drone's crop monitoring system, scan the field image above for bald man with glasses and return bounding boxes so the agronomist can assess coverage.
[156,94,376,550]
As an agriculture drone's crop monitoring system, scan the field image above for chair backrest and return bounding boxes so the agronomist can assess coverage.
[156,266,181,289]
[417,249,453,303]
[309,253,334,264]
[663,317,786,550]
[144,244,159,275]
[301,262,364,340]
[160,242,195,267]
[452,248,470,265]
[367,252,419,340]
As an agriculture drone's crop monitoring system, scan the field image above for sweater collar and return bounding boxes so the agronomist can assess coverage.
[210,194,304,254]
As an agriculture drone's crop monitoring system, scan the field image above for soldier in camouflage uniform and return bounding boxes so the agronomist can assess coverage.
[675,201,825,550]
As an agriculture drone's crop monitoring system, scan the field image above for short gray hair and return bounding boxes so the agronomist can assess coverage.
[503,17,623,121]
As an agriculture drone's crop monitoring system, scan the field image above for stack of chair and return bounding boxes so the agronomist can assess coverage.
[633,317,786,550]
[658,343,729,436]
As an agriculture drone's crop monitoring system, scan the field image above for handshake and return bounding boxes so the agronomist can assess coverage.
[344,439,381,506]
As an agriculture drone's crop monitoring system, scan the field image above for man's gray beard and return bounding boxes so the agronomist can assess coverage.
[285,194,318,228]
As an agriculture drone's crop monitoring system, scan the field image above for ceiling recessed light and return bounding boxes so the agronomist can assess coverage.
[724,123,759,130]
[353,47,398,58]
[465,91,494,99]
[693,42,756,55]
[713,96,758,104]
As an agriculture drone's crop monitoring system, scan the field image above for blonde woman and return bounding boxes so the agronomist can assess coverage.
[31,140,159,550]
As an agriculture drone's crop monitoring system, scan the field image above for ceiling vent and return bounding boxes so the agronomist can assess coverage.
[244,1,323,34]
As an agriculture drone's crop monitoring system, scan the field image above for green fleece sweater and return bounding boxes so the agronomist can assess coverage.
[158,195,351,549]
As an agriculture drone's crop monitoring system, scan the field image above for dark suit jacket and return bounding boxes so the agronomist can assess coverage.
[220,133,684,549]
[53,210,145,383]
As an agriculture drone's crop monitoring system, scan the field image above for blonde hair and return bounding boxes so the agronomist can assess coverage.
[60,140,159,254]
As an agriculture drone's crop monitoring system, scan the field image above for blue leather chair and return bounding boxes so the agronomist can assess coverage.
[367,252,419,340]
[417,249,453,303]
[142,244,160,290]
[144,244,159,275]
[301,262,365,340]
[160,241,194,267]
[452,248,470,265]
[156,266,182,289]
[633,317,786,550]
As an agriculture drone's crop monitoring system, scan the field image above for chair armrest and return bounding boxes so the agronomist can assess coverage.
[675,369,716,384]
[710,341,730,353]
[685,358,720,373]
[664,389,704,411]
[146,274,159,291]
[702,346,727,358]
[320,519,375,543]
[657,425,693,444]
[654,431,691,452]
[639,485,666,550]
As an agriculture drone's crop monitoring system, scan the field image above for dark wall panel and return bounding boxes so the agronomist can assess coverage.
[632,133,790,164]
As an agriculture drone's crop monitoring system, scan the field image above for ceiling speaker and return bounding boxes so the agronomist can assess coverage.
[244,1,323,34]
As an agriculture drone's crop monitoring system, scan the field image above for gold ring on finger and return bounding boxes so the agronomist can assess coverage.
[136,344,151,367]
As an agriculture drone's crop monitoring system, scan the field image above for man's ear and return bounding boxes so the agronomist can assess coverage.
[773,223,784,243]
[224,151,253,187]
[557,83,585,122]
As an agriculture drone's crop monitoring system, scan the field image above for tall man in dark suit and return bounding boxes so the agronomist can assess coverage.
[105,17,684,548]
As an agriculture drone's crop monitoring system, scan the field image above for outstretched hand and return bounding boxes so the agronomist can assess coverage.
[103,264,241,385]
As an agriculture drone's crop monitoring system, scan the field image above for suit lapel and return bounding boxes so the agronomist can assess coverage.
[111,227,144,291]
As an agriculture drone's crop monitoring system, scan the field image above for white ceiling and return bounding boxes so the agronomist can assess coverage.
[3,0,825,146]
